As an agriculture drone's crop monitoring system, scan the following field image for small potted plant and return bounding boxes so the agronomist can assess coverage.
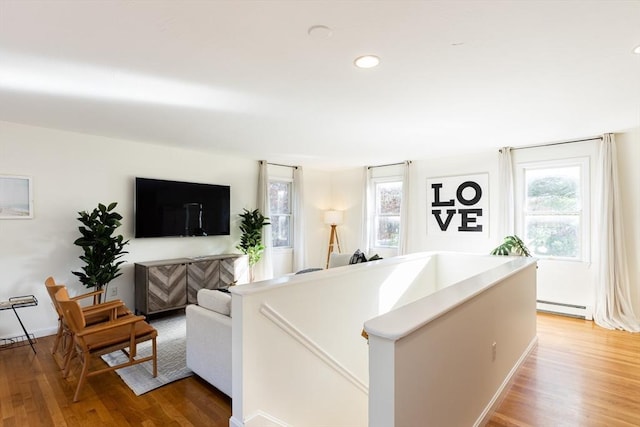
[490,235,531,257]
[72,202,129,302]
[236,208,270,282]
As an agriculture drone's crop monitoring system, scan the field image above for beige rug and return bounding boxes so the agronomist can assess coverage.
[101,313,192,395]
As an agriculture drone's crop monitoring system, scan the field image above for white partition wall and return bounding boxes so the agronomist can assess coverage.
[229,253,537,426]
[366,258,537,426]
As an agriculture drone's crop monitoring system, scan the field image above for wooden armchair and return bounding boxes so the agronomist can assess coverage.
[55,288,158,402]
[44,277,129,360]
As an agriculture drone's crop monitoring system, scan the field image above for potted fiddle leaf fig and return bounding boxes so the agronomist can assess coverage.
[236,208,270,282]
[490,235,532,257]
[72,202,129,302]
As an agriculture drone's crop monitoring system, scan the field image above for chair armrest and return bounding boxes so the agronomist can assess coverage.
[70,289,105,302]
[82,300,127,320]
[82,300,124,312]
[76,315,147,337]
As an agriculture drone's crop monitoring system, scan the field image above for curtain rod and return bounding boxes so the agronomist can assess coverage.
[263,161,298,169]
[501,136,603,153]
[367,160,411,170]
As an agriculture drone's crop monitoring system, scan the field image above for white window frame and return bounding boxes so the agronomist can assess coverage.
[370,176,403,250]
[268,178,293,249]
[515,157,590,262]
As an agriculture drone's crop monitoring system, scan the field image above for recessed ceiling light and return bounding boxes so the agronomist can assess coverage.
[308,25,333,39]
[354,55,380,69]
[633,45,640,54]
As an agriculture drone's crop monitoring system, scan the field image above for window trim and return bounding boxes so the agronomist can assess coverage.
[515,156,590,262]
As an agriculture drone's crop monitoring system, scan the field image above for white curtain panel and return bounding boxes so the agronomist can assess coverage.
[361,166,373,252]
[292,166,305,272]
[594,134,639,332]
[255,160,274,281]
[398,161,411,255]
[497,147,515,239]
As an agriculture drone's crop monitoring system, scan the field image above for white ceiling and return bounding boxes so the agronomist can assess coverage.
[1,1,639,170]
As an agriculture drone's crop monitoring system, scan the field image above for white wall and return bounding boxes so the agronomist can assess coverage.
[323,167,365,258]
[299,167,333,268]
[331,130,640,318]
[0,121,260,338]
[2,120,638,339]
[331,152,501,257]
[616,128,640,315]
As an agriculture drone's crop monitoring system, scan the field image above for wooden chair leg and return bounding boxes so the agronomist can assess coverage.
[51,321,63,354]
[152,337,158,377]
[73,352,90,403]
[62,344,76,378]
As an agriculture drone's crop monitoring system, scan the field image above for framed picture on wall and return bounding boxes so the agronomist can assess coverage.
[426,173,488,236]
[0,175,33,219]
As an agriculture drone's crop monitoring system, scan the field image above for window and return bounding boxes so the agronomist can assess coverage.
[520,159,589,260]
[372,179,402,248]
[268,180,292,248]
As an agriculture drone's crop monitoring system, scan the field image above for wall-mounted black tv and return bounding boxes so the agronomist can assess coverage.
[135,177,230,238]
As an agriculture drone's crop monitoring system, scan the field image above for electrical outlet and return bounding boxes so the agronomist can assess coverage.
[492,342,497,361]
[109,287,118,297]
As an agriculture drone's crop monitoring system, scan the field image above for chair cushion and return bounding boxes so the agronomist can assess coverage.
[197,289,232,317]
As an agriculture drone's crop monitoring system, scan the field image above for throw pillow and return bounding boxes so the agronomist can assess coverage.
[368,254,382,261]
[197,288,232,317]
[349,249,367,264]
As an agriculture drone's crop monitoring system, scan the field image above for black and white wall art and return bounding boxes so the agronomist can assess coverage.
[426,173,488,236]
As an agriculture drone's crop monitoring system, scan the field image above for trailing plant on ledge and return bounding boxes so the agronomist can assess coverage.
[72,202,129,301]
[490,235,532,257]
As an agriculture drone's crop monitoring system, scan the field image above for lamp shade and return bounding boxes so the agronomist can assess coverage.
[324,210,344,225]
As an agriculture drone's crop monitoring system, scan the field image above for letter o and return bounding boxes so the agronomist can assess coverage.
[456,181,482,206]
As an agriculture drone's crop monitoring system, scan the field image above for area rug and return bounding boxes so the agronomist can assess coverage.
[101,312,192,396]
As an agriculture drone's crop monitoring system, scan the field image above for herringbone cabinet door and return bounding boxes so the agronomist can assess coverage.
[220,258,237,287]
[187,259,220,303]
[148,263,187,312]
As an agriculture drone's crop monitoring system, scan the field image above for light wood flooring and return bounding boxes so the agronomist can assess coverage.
[1,313,638,426]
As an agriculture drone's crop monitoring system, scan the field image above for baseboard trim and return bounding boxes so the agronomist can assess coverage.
[229,411,290,427]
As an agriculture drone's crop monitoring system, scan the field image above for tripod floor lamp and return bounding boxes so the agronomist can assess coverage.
[324,210,343,269]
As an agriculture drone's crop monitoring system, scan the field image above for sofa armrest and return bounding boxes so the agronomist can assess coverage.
[185,304,232,396]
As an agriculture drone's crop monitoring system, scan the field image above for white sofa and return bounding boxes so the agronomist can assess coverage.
[186,288,233,396]
[185,251,373,396]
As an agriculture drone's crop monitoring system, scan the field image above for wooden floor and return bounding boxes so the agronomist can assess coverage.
[487,313,640,427]
[1,313,638,426]
[0,335,231,426]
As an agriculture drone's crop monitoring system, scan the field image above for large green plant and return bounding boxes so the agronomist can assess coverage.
[72,202,129,296]
[490,235,532,257]
[236,208,270,274]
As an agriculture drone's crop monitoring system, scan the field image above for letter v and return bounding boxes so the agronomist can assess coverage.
[432,209,456,231]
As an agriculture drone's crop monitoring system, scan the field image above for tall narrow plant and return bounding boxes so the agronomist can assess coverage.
[73,202,129,301]
[236,208,270,282]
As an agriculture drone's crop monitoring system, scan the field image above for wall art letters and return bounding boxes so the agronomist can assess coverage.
[426,173,488,236]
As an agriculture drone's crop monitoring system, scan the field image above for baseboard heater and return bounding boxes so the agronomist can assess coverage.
[536,300,591,320]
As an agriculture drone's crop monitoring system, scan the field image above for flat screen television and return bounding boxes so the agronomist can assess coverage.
[135,177,230,238]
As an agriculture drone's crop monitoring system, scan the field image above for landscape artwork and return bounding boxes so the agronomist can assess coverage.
[0,175,33,219]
